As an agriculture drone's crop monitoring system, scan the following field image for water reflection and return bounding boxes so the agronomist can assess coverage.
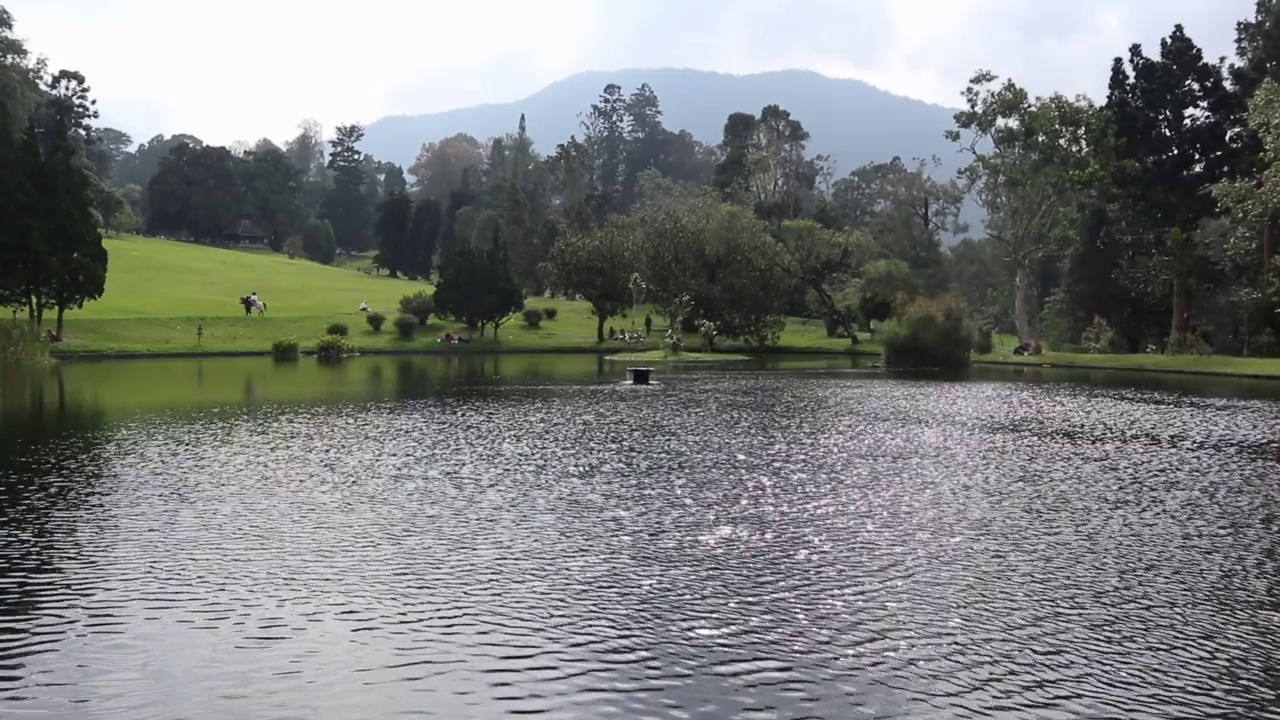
[0,358,1279,718]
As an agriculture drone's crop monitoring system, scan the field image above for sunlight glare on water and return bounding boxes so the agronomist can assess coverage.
[1,356,1278,719]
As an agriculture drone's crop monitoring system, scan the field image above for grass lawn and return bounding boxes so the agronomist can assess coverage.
[977,350,1280,377]
[55,235,875,356]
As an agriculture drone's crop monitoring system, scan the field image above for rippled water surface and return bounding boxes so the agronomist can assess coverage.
[2,355,1280,719]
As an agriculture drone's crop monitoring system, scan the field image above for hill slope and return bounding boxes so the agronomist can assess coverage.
[363,68,962,178]
[74,235,425,320]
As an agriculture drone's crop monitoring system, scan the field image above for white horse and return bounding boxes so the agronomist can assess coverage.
[240,295,267,316]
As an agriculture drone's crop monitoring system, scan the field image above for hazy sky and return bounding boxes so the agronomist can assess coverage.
[6,0,1255,147]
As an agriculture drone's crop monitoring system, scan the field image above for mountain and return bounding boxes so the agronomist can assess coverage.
[362,68,963,179]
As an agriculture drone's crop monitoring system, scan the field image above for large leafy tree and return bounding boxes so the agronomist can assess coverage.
[776,220,874,343]
[948,71,1096,342]
[547,220,638,342]
[240,146,303,251]
[408,133,485,201]
[633,194,790,345]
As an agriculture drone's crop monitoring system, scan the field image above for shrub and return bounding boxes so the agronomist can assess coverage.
[270,337,299,362]
[881,294,972,370]
[973,326,994,355]
[366,311,386,332]
[0,320,49,366]
[393,314,417,339]
[522,308,544,327]
[399,290,435,326]
[543,307,559,320]
[1082,316,1125,354]
[314,335,354,361]
[326,322,349,337]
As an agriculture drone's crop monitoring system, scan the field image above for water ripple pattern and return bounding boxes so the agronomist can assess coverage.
[2,369,1280,719]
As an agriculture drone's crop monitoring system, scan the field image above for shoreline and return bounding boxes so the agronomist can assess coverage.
[41,346,1280,381]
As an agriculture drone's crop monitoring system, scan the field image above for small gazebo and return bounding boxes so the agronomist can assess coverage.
[222,219,269,246]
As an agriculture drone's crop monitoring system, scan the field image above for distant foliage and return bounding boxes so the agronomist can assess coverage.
[393,314,417,339]
[973,325,994,355]
[1081,316,1125,354]
[0,321,49,366]
[1038,289,1076,351]
[270,337,299,362]
[399,290,435,326]
[881,295,972,370]
[1253,328,1279,357]
[543,307,558,320]
[325,322,349,337]
[522,308,544,327]
[314,334,354,361]
[283,236,305,259]
[365,311,386,332]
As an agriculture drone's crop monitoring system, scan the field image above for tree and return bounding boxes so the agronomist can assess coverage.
[114,132,203,188]
[855,258,917,324]
[373,190,413,277]
[408,133,486,201]
[714,105,817,229]
[632,194,790,345]
[407,197,443,279]
[285,118,327,212]
[0,7,43,134]
[830,156,965,288]
[321,123,374,251]
[581,84,627,209]
[776,220,873,343]
[146,142,244,240]
[14,70,109,337]
[1221,76,1280,259]
[948,71,1096,342]
[86,126,132,181]
[241,146,303,251]
[302,217,336,265]
[382,164,407,195]
[0,103,40,314]
[433,226,524,338]
[547,221,638,342]
[1106,26,1239,351]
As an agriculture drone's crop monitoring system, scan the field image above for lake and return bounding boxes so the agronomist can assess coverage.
[2,354,1279,719]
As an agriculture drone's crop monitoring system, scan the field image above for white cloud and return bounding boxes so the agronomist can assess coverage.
[5,0,1252,147]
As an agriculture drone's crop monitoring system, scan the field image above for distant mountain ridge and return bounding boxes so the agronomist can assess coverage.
[362,68,964,179]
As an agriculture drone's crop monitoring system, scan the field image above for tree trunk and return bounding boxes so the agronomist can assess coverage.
[595,314,606,344]
[55,306,65,342]
[1014,262,1032,342]
[841,316,859,346]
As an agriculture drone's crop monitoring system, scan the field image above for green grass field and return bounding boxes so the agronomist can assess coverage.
[56,235,869,355]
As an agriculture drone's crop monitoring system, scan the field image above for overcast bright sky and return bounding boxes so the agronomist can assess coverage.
[6,0,1254,147]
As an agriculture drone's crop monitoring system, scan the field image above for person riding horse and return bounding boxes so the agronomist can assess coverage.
[240,293,267,316]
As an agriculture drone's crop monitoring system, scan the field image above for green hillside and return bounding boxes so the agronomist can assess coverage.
[55,235,861,355]
[77,235,417,319]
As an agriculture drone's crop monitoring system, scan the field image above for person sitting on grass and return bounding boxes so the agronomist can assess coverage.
[359,300,370,313]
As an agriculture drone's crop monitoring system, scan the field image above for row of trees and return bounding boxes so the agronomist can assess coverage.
[0,7,107,339]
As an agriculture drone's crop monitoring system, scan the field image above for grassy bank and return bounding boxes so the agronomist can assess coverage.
[55,235,869,356]
[977,350,1280,378]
